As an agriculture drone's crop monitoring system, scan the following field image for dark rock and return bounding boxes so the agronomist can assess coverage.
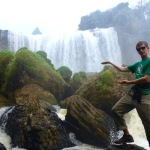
[107,143,147,150]
[0,142,6,150]
[1,103,74,150]
[62,95,117,148]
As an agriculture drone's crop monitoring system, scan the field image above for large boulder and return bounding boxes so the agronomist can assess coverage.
[61,95,117,148]
[0,102,74,150]
[1,48,69,102]
[15,84,57,105]
[0,143,6,150]
[75,66,134,115]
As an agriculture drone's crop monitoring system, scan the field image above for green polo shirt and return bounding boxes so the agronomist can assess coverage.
[127,57,150,95]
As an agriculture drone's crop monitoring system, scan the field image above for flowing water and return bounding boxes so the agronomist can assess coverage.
[0,107,149,149]
[57,107,150,150]
[0,107,26,150]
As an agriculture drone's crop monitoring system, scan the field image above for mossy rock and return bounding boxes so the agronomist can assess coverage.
[15,84,57,105]
[1,48,68,102]
[75,66,134,115]
[62,95,116,147]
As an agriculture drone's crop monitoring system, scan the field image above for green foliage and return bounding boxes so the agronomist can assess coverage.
[0,50,14,88]
[36,51,47,59]
[57,66,72,83]
[103,65,112,71]
[71,71,87,82]
[36,50,55,69]
[2,48,59,94]
[70,71,87,92]
[96,69,114,92]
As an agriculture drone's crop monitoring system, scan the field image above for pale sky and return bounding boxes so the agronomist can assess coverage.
[0,0,140,34]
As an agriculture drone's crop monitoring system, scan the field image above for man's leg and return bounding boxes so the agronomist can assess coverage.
[111,93,135,144]
[136,94,150,146]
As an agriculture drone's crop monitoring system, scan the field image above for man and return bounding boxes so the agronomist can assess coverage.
[101,41,150,146]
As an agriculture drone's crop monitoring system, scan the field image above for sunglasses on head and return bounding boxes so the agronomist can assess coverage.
[136,46,146,51]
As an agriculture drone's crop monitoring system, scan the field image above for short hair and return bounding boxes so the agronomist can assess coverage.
[136,41,149,50]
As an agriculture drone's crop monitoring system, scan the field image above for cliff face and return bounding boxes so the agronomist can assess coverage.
[0,30,9,50]
[0,30,38,52]
[78,2,150,65]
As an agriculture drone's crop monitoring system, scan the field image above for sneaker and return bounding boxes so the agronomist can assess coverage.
[113,135,134,145]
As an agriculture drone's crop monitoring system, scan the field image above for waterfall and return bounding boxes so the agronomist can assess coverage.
[42,27,122,73]
[3,27,122,73]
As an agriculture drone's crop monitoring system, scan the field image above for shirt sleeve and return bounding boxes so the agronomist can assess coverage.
[127,62,138,73]
[145,60,150,74]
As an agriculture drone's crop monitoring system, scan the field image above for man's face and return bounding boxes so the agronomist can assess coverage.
[136,44,149,58]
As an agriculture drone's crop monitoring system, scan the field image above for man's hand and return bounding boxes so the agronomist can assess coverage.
[101,61,111,65]
[117,80,130,84]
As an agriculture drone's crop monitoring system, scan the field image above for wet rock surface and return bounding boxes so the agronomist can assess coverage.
[62,95,117,148]
[0,102,74,150]
[107,143,147,150]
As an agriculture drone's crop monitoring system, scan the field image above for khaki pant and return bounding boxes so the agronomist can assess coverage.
[112,92,150,144]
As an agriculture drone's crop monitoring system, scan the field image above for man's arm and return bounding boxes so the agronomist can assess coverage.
[118,74,150,84]
[101,61,130,72]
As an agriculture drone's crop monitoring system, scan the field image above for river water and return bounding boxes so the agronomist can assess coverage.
[0,107,149,150]
[57,107,150,150]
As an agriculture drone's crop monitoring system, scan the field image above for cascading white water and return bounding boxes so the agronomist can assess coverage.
[6,27,122,73]
[0,107,26,150]
[42,27,122,73]
[125,109,150,150]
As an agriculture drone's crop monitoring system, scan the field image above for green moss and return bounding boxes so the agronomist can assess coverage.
[36,51,47,59]
[70,71,87,92]
[96,69,114,92]
[57,66,72,83]
[1,48,63,94]
[0,50,14,88]
[49,98,57,105]
[36,50,54,69]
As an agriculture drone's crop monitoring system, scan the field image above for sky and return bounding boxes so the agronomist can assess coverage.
[0,0,140,35]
